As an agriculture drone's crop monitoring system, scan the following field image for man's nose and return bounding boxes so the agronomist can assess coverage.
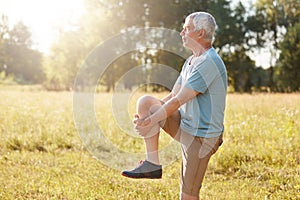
[180,29,185,36]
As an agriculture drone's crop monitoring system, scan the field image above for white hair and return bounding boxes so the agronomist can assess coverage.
[186,12,217,43]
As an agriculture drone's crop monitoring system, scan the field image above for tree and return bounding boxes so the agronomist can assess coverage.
[87,0,254,92]
[275,22,300,92]
[221,46,256,92]
[49,0,278,92]
[252,0,300,91]
[0,15,9,76]
[43,30,87,90]
[0,17,44,84]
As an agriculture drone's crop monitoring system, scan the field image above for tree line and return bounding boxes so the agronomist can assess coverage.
[0,0,299,92]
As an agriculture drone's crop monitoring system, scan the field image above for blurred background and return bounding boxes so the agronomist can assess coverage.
[0,0,299,93]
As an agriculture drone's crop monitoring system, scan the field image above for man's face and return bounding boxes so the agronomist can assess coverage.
[180,18,200,49]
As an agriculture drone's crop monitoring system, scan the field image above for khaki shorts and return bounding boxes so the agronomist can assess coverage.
[161,110,223,197]
[178,131,223,197]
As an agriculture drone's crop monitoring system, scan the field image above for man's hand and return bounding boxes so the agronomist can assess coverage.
[133,114,156,137]
[133,114,151,126]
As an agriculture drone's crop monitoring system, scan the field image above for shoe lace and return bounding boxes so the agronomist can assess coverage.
[134,160,145,169]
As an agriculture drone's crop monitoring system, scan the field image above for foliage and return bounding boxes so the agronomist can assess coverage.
[221,47,256,92]
[0,16,44,84]
[42,0,268,92]
[1,1,300,92]
[275,22,300,92]
[253,0,300,92]
[0,91,299,199]
[43,31,88,91]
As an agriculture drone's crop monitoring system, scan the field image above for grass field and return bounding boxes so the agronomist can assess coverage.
[0,90,299,199]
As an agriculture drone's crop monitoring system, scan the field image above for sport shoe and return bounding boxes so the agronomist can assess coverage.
[121,160,162,179]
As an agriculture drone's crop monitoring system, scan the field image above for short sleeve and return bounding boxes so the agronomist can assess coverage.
[175,75,182,85]
[185,60,217,93]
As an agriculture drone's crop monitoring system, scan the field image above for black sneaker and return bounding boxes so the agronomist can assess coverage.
[121,160,162,179]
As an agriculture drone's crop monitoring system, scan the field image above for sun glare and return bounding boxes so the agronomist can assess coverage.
[0,0,85,53]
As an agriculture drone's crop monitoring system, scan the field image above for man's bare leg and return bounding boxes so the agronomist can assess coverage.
[136,95,164,165]
[181,192,199,200]
[121,95,163,179]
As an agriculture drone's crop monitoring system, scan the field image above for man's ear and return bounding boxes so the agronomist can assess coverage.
[198,29,205,38]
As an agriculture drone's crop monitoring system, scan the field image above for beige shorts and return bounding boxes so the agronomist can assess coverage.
[178,131,223,197]
[161,110,223,197]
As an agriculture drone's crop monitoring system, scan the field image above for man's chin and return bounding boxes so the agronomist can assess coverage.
[182,43,190,49]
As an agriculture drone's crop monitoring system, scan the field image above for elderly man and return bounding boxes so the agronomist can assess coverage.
[122,12,227,200]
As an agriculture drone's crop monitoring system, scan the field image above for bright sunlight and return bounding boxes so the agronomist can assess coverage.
[0,0,85,53]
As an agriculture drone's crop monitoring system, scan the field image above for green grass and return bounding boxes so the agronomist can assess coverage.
[0,91,299,199]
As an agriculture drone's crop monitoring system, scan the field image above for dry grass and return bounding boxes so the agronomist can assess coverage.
[0,91,299,199]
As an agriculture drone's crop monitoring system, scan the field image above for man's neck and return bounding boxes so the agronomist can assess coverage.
[192,43,212,57]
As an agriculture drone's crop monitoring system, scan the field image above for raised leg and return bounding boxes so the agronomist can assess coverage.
[136,95,164,165]
[121,95,164,179]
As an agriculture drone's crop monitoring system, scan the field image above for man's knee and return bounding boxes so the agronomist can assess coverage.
[137,95,162,105]
[137,95,156,106]
[137,95,162,113]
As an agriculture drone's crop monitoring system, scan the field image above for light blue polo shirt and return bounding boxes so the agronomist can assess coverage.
[175,47,227,138]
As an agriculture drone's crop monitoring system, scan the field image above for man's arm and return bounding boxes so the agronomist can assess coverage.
[149,86,199,124]
[161,83,182,103]
[134,86,199,133]
[161,92,173,103]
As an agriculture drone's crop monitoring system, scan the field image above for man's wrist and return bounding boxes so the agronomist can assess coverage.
[146,116,154,126]
[148,110,164,126]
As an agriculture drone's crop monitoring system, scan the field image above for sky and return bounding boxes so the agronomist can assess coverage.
[0,0,85,53]
[0,0,270,68]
